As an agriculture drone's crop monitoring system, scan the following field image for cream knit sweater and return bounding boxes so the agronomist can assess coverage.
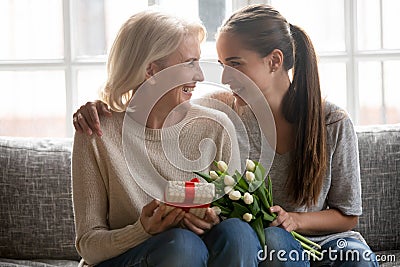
[72,104,240,266]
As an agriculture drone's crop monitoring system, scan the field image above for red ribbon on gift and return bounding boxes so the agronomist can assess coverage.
[184,178,198,204]
[166,178,210,212]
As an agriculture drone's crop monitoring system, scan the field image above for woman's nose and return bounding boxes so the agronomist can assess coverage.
[221,66,232,85]
[193,61,204,82]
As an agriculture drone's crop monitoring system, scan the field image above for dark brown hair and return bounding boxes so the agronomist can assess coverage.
[219,4,327,207]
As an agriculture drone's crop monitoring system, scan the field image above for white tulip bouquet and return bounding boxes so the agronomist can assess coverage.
[194,159,322,259]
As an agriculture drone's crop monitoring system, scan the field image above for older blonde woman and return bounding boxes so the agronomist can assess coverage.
[71,9,263,267]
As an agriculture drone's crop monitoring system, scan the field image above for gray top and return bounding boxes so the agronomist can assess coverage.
[238,101,365,246]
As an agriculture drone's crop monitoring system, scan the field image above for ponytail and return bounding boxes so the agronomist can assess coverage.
[282,24,327,207]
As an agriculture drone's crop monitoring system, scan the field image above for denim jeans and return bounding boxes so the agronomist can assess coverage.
[96,218,260,267]
[96,220,378,267]
[259,228,379,267]
[96,227,208,267]
[311,237,379,267]
[202,217,261,267]
[259,226,310,267]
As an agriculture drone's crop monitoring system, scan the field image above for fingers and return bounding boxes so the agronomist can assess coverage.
[84,102,104,137]
[182,212,214,235]
[270,205,288,227]
[270,205,282,214]
[76,111,93,136]
[140,200,162,235]
[282,221,295,232]
[269,206,297,232]
[162,208,185,228]
[73,104,93,136]
[152,203,167,222]
[73,112,83,133]
[85,102,100,130]
[73,101,110,137]
[142,203,219,236]
[141,201,186,235]
[142,199,160,217]
[182,217,207,235]
[204,208,220,225]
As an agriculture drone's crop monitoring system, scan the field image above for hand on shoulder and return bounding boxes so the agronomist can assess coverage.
[73,100,112,137]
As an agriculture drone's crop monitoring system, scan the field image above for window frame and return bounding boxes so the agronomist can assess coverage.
[1,0,400,137]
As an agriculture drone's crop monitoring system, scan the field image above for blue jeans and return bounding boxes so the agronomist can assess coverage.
[203,218,260,267]
[311,237,379,267]
[96,218,260,267]
[259,226,310,267]
[259,228,379,267]
[96,227,208,267]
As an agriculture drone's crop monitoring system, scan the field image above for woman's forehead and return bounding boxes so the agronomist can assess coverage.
[217,33,244,56]
[175,35,201,61]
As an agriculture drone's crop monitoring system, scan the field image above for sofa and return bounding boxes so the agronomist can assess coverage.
[0,125,399,267]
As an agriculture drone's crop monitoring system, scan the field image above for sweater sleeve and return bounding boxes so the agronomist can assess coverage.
[72,132,151,265]
[327,114,362,216]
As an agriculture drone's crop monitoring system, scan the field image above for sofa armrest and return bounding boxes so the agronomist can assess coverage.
[0,137,79,261]
[355,124,400,251]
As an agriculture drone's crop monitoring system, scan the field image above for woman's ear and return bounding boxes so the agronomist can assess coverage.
[266,49,284,73]
[145,62,158,79]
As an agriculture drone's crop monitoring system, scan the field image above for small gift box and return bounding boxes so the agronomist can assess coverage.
[164,178,215,218]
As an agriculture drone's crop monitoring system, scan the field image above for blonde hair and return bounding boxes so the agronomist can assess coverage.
[101,10,206,112]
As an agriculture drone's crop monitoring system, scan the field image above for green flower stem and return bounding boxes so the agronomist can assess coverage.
[267,175,273,206]
[291,231,322,250]
[296,240,323,257]
[303,248,323,261]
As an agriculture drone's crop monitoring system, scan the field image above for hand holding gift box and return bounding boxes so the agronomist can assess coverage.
[164,178,215,219]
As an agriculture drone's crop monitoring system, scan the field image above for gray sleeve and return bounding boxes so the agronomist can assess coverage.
[327,115,362,216]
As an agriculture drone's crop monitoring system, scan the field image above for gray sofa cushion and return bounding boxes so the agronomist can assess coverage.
[0,258,78,267]
[0,137,79,261]
[355,125,400,252]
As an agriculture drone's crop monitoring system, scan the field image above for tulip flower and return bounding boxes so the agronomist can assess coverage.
[209,171,219,180]
[243,213,253,222]
[246,159,256,172]
[224,175,235,186]
[228,190,241,201]
[245,171,255,183]
[217,160,228,173]
[243,192,254,205]
[224,186,233,194]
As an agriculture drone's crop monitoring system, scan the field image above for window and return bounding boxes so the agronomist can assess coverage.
[0,0,65,137]
[1,0,399,138]
[271,0,400,125]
